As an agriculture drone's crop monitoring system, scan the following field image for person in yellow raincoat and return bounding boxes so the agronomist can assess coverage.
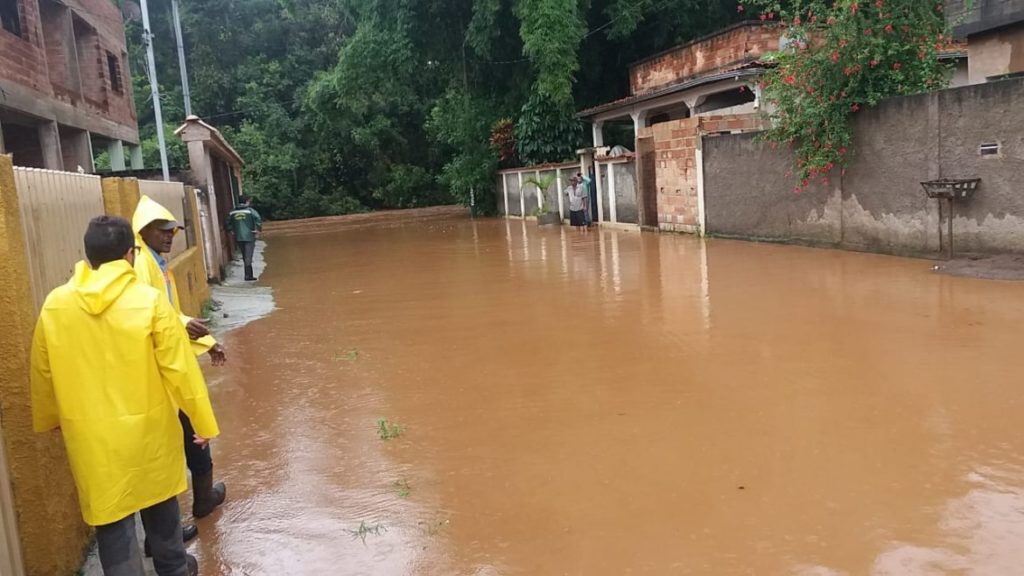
[31,215,218,576]
[132,196,228,536]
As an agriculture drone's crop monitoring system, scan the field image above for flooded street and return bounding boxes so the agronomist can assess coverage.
[195,209,1024,575]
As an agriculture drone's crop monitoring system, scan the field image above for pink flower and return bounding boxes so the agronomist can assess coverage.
[864,28,873,35]
[851,3,859,14]
[760,13,767,20]
[851,103,860,112]
[737,4,744,12]
[893,62,902,70]
[839,39,848,48]
[885,24,894,33]
[794,16,801,24]
[870,59,880,67]
[831,51,841,63]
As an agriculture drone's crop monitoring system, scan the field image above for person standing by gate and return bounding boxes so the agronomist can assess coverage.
[566,175,588,231]
[31,215,219,576]
[225,196,262,281]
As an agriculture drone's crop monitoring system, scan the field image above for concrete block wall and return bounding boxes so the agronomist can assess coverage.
[640,114,764,232]
[629,23,780,96]
[702,78,1024,256]
[0,1,51,93]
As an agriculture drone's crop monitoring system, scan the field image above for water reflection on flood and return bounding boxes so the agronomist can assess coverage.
[195,210,1024,575]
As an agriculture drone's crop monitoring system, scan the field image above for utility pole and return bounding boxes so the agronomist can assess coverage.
[170,0,192,117]
[139,0,170,181]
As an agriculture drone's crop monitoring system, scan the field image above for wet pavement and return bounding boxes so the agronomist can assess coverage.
[141,209,1024,574]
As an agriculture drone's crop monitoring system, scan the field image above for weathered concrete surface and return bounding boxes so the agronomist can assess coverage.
[703,78,1024,256]
[0,155,91,575]
[612,162,639,224]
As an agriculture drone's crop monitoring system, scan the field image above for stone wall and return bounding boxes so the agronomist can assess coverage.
[703,78,1024,256]
[629,22,780,95]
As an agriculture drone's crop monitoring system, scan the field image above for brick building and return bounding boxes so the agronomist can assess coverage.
[0,0,139,172]
[578,22,780,232]
[577,20,971,233]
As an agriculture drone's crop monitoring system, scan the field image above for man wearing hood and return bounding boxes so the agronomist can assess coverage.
[31,215,218,576]
[133,196,228,534]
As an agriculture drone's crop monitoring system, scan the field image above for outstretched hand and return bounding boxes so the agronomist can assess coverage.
[208,344,227,366]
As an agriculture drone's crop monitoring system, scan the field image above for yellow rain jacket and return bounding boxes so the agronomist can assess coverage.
[31,260,220,526]
[132,195,217,356]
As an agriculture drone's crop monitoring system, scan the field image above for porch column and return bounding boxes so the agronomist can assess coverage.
[535,169,543,210]
[517,171,525,218]
[591,121,605,148]
[38,121,63,170]
[595,161,605,223]
[608,161,617,224]
[129,145,144,169]
[555,168,564,220]
[108,140,126,171]
[630,111,648,138]
[501,173,509,216]
[0,119,5,154]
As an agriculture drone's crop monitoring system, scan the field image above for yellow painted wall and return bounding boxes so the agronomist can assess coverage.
[102,178,209,316]
[0,156,91,575]
[170,246,210,317]
[0,174,211,576]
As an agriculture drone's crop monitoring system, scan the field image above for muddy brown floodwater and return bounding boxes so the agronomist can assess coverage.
[193,208,1024,575]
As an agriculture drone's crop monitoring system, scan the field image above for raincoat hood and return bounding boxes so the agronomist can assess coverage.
[133,195,179,235]
[71,260,135,316]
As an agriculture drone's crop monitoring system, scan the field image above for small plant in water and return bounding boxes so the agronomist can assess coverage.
[377,418,404,440]
[345,520,387,545]
[393,479,411,498]
[335,349,360,362]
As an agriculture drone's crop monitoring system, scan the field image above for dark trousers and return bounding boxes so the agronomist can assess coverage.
[96,497,188,576]
[239,240,256,279]
[179,412,212,476]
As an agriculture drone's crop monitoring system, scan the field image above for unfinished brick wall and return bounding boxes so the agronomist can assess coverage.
[630,23,780,96]
[0,0,52,94]
[639,114,765,232]
[0,0,136,133]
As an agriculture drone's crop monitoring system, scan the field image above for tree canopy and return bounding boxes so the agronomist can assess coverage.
[126,0,741,219]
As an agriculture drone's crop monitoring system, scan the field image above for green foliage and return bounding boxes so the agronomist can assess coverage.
[125,0,749,217]
[489,118,518,168]
[740,0,954,190]
[526,173,556,215]
[377,418,405,440]
[515,0,585,104]
[515,92,583,165]
[428,89,499,213]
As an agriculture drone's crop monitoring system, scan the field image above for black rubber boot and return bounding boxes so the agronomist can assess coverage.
[192,470,226,518]
[187,553,199,576]
[243,264,256,281]
[145,523,198,557]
